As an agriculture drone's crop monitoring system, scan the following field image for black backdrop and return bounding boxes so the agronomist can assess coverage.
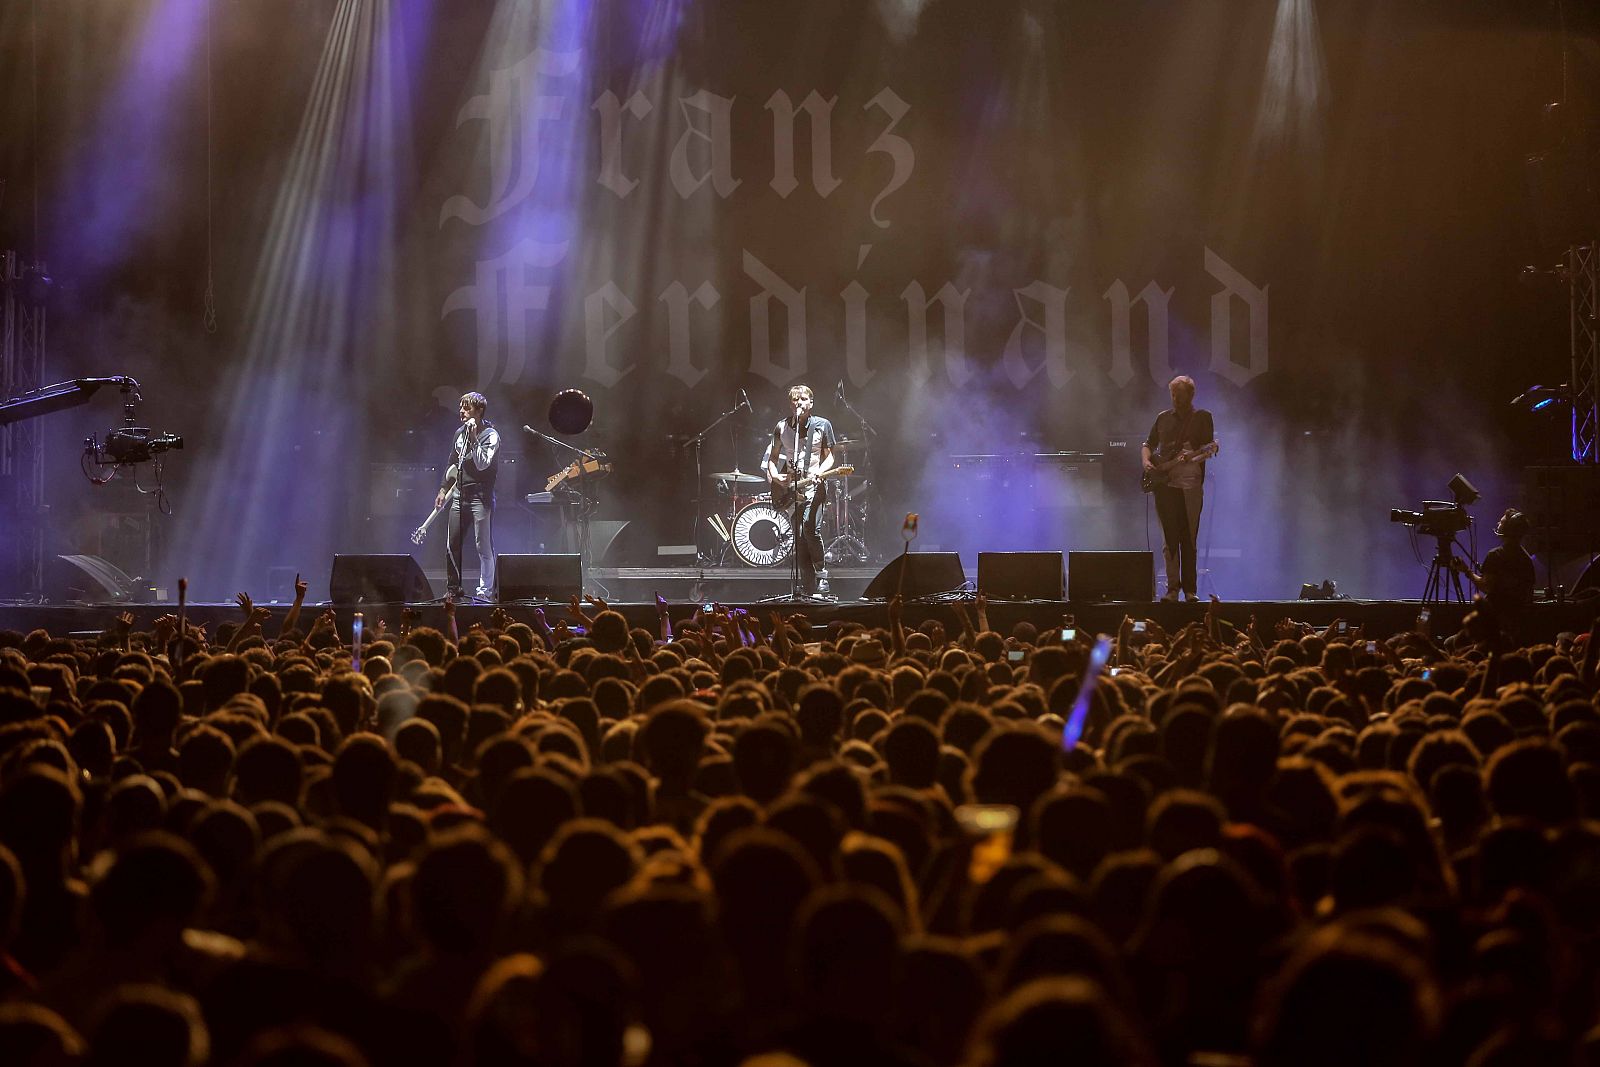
[1,0,1594,599]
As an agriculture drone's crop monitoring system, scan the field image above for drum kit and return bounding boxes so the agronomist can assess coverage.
[707,435,873,568]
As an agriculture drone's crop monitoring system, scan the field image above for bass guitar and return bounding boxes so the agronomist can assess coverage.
[1140,442,1218,493]
[411,466,457,545]
[770,465,854,511]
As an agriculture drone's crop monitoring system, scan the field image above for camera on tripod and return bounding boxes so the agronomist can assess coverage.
[1389,500,1470,538]
[1390,473,1481,603]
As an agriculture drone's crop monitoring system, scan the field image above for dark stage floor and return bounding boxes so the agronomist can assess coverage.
[2,590,1593,646]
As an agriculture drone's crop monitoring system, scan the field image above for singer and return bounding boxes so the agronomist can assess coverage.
[437,391,501,602]
[763,384,837,599]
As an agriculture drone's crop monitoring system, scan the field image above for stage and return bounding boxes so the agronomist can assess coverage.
[2,584,1593,647]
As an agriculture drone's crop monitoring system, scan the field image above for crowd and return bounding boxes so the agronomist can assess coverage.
[0,582,1598,1067]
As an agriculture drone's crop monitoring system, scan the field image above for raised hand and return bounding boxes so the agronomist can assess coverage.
[490,606,513,631]
[293,574,308,601]
[566,594,593,626]
[372,617,390,640]
[584,594,610,612]
[234,591,255,619]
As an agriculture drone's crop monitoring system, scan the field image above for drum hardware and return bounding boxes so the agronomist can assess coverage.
[683,392,755,565]
[521,389,608,597]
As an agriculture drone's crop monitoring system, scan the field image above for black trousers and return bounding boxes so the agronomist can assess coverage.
[1153,483,1203,596]
[446,487,495,597]
[792,490,829,593]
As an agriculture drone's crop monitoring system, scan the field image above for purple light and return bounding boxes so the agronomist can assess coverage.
[1062,636,1112,751]
[48,0,210,277]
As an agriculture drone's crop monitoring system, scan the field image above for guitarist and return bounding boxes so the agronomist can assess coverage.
[1141,375,1215,602]
[436,391,501,603]
[763,384,837,600]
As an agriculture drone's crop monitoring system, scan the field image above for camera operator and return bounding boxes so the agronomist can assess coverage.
[1460,508,1535,640]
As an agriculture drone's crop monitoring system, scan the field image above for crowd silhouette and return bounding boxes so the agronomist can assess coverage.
[0,586,1597,1067]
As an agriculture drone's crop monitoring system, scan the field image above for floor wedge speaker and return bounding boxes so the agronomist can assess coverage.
[496,553,583,602]
[330,555,434,604]
[862,552,966,600]
[977,551,1064,600]
[1067,551,1154,602]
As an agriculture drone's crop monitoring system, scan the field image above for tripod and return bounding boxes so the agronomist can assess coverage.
[1421,534,1470,604]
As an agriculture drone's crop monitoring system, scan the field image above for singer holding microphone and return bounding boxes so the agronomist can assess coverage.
[437,390,501,602]
[763,384,837,600]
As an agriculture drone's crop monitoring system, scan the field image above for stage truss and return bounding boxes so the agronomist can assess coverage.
[1573,241,1599,464]
[2,251,48,599]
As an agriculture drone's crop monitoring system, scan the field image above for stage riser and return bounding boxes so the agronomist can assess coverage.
[3,601,1592,646]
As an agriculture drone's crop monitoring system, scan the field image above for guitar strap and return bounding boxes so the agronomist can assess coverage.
[1169,409,1196,461]
[1171,409,1196,454]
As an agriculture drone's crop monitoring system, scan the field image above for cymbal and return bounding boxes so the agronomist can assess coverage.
[712,471,765,483]
[835,437,870,449]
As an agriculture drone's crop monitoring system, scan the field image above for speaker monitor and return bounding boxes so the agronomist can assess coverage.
[1523,465,1600,556]
[977,551,1064,600]
[862,552,966,600]
[1068,551,1154,602]
[47,555,142,603]
[497,553,583,602]
[330,554,434,604]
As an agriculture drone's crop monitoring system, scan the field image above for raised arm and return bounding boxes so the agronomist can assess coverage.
[655,593,674,642]
[279,573,308,638]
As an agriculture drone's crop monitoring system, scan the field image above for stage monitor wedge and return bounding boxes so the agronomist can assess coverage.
[1068,550,1154,602]
[977,551,1064,601]
[862,552,965,600]
[330,554,434,604]
[497,553,583,602]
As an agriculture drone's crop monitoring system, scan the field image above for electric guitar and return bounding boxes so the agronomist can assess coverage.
[770,465,854,511]
[1140,441,1218,492]
[411,466,458,545]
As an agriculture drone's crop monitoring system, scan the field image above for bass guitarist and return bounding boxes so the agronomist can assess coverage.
[436,391,500,603]
[1141,374,1217,602]
[764,384,837,600]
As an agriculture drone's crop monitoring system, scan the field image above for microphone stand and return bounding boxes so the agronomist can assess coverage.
[834,387,876,561]
[523,425,606,596]
[684,400,748,565]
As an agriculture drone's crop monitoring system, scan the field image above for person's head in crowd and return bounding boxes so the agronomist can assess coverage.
[409,827,522,959]
[967,975,1155,1067]
[1253,924,1439,1067]
[84,983,208,1067]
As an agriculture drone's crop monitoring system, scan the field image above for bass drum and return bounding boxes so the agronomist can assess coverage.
[732,501,794,567]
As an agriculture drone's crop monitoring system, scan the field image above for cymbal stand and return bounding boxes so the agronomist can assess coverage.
[685,400,747,565]
[832,385,877,561]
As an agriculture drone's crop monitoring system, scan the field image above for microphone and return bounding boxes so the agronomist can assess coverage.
[739,388,752,413]
[522,425,536,434]
[835,379,844,400]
